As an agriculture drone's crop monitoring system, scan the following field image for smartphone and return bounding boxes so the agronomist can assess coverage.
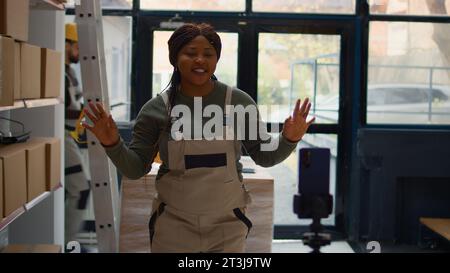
[298,148,330,195]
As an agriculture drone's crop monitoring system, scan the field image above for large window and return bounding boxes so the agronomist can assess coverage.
[368,22,450,124]
[369,0,450,16]
[253,0,355,14]
[141,0,245,11]
[152,30,238,97]
[66,16,132,122]
[258,33,341,124]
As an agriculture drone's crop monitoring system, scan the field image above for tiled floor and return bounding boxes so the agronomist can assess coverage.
[272,239,354,253]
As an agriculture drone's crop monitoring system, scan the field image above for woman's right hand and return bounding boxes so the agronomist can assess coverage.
[82,102,120,147]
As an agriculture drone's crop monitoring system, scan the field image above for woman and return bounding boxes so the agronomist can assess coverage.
[82,23,315,253]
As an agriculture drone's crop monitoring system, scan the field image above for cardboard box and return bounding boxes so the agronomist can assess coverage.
[33,244,62,253]
[21,43,41,99]
[1,244,30,253]
[16,140,46,202]
[14,42,21,100]
[34,137,61,191]
[0,36,15,106]
[1,244,62,253]
[0,0,29,42]
[0,144,27,218]
[46,138,61,190]
[41,48,62,98]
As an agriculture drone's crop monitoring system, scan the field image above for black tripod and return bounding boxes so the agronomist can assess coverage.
[302,216,331,253]
[294,194,333,253]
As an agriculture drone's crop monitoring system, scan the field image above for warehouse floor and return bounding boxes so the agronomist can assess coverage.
[272,240,354,253]
[79,240,354,253]
[81,239,450,253]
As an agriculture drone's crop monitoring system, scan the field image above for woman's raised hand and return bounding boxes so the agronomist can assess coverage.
[82,102,120,147]
[282,98,316,142]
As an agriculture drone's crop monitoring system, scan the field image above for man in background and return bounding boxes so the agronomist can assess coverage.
[64,23,91,250]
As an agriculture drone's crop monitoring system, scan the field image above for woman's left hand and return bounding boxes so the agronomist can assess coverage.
[282,98,316,142]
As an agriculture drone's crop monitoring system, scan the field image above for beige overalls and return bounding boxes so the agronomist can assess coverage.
[149,85,253,253]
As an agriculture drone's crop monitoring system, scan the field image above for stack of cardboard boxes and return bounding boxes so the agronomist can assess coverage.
[0,0,64,253]
[0,138,61,220]
[0,0,62,106]
[0,0,62,221]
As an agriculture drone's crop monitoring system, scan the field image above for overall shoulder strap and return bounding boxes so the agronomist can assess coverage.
[224,85,233,118]
[158,90,172,117]
[159,90,170,107]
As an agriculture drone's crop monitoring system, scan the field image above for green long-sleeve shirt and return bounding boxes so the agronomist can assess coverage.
[104,80,299,180]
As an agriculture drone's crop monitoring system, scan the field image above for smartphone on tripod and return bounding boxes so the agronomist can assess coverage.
[294,147,333,253]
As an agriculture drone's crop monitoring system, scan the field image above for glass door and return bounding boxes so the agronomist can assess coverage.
[250,18,356,238]
[258,32,341,227]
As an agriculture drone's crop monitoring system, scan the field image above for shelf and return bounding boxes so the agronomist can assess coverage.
[1,0,66,250]
[0,98,62,112]
[0,101,26,112]
[0,182,63,232]
[0,207,26,233]
[24,98,62,109]
[24,192,51,211]
[30,0,66,11]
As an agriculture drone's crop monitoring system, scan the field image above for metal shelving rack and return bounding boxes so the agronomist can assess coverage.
[0,183,62,233]
[0,98,63,112]
[0,0,66,250]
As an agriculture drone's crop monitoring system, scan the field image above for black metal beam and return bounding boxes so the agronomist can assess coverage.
[269,123,340,134]
[133,18,153,119]
[238,22,258,102]
[130,0,140,120]
[369,14,450,23]
[135,10,358,22]
[65,8,133,16]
